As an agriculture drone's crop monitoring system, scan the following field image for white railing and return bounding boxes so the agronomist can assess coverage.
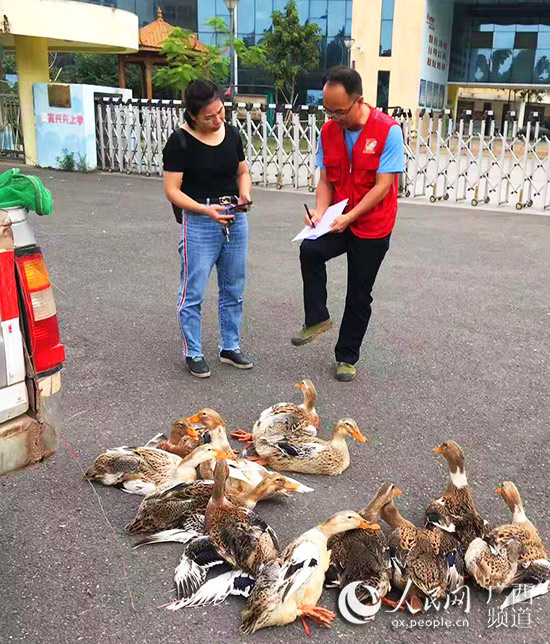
[95,98,550,211]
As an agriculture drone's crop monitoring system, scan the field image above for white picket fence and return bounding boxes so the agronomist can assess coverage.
[95,98,550,211]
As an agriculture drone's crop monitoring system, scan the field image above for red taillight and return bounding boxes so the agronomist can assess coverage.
[16,250,65,376]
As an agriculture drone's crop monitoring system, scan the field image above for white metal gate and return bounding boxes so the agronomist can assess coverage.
[95,98,550,211]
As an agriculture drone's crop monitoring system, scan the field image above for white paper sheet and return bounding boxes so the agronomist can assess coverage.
[292,199,349,242]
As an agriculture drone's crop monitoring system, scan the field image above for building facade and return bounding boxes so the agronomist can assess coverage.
[76,0,352,96]
[352,0,550,124]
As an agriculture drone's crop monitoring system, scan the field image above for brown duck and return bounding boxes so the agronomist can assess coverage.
[152,416,204,459]
[465,481,549,591]
[381,495,449,613]
[231,379,320,445]
[188,408,314,495]
[252,418,366,475]
[84,444,233,496]
[326,482,396,607]
[204,457,280,575]
[425,440,486,551]
[125,473,300,535]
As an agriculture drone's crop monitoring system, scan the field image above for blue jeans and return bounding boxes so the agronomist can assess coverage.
[177,209,248,358]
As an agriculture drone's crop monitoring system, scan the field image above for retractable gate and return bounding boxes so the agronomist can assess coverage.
[96,98,550,211]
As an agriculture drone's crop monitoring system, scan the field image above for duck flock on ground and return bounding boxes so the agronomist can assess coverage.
[85,380,550,634]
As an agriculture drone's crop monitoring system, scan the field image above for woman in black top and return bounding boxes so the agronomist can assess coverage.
[163,80,253,378]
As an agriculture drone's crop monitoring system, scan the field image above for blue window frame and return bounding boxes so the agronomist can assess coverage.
[379,0,394,57]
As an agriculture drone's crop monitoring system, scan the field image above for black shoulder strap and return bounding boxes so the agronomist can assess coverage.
[170,128,187,225]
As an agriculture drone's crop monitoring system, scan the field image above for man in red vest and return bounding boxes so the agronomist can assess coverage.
[291,66,404,381]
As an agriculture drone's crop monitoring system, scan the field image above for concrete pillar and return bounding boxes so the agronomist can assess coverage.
[14,35,49,166]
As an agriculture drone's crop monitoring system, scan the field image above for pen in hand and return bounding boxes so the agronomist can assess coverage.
[304,204,315,228]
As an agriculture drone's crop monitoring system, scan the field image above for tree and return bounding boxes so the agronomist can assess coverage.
[1,51,142,96]
[154,18,265,95]
[257,0,321,104]
[154,24,230,93]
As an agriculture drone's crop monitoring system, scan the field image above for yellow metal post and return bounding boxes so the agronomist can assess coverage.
[14,35,49,166]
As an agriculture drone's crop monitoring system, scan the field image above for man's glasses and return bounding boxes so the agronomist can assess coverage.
[324,96,359,119]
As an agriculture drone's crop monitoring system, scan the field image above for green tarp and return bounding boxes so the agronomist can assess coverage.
[0,168,53,215]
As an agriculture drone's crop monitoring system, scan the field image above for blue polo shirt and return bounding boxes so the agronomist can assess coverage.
[316,124,404,173]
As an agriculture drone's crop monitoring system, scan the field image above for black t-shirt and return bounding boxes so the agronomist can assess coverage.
[162,123,245,201]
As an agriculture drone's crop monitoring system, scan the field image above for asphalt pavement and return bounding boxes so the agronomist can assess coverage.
[1,163,549,644]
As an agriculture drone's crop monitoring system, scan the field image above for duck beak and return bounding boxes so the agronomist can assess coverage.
[215,450,236,460]
[392,487,402,498]
[186,427,199,439]
[359,519,381,531]
[283,480,300,491]
[352,428,367,443]
[187,413,202,424]
[433,445,443,453]
[295,381,303,391]
[495,487,502,495]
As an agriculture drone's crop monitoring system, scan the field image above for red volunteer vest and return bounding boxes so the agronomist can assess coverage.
[320,107,399,239]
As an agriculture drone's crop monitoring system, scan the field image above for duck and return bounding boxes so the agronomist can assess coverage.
[465,481,550,592]
[148,416,204,459]
[231,379,319,445]
[84,444,234,496]
[187,408,314,496]
[125,472,301,535]
[159,456,281,606]
[252,417,367,475]
[326,482,397,609]
[425,440,486,551]
[240,510,379,635]
[380,494,450,613]
[204,457,280,575]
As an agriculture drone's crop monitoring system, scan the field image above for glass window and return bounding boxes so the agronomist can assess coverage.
[381,0,394,20]
[237,0,255,34]
[534,51,550,82]
[490,49,513,83]
[380,20,393,56]
[296,0,310,22]
[493,31,515,49]
[327,1,346,37]
[469,49,491,82]
[511,49,535,83]
[198,0,216,26]
[198,30,217,46]
[310,0,328,19]
[256,0,273,33]
[538,32,550,48]
[376,71,390,111]
[514,32,538,49]
[479,23,494,32]
[494,23,516,32]
[215,0,229,15]
[325,37,346,68]
[471,32,493,48]
[516,23,538,32]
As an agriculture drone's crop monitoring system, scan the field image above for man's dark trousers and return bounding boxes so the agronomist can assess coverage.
[299,228,390,365]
